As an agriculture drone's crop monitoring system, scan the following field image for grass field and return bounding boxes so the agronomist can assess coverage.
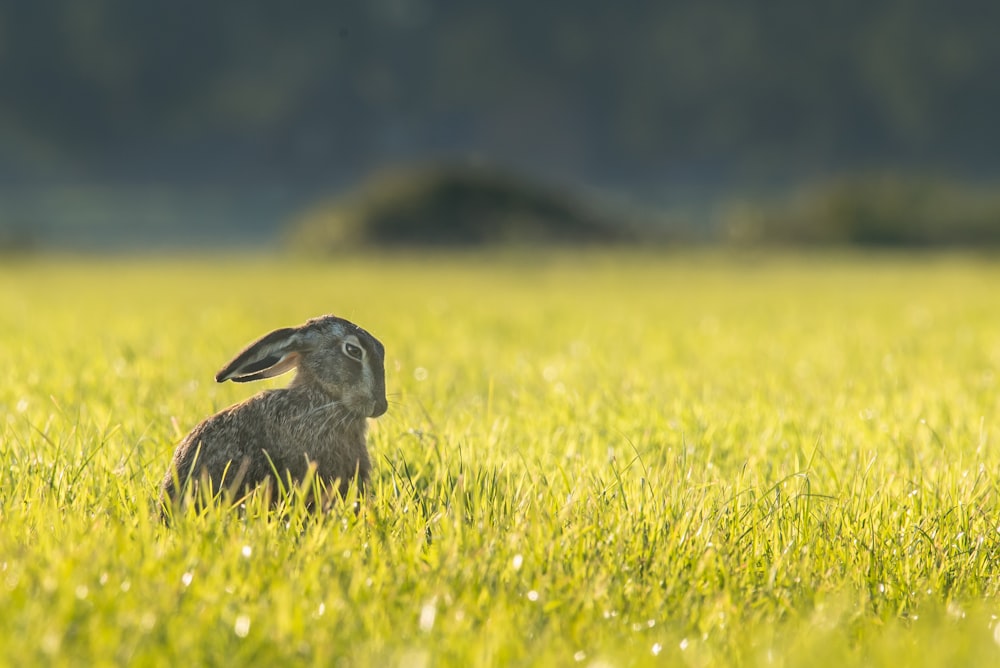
[2,250,1000,667]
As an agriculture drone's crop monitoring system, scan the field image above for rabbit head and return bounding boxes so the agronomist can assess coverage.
[215,315,388,418]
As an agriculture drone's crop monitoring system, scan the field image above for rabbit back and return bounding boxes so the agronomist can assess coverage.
[162,388,374,505]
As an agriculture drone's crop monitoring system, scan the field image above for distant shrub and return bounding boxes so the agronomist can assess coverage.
[286,163,637,251]
[0,224,39,256]
[726,174,1000,247]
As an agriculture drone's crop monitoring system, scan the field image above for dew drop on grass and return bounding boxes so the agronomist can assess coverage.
[679,638,689,651]
[181,572,193,587]
[234,614,251,638]
[512,554,523,571]
[651,643,663,656]
[41,630,61,655]
[573,650,586,662]
[419,602,436,632]
[527,590,539,602]
[16,399,28,413]
[241,545,252,558]
[75,585,88,600]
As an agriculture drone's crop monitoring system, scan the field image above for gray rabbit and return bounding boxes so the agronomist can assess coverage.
[161,315,387,509]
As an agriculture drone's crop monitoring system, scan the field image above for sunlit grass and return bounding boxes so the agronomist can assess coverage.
[2,250,1000,666]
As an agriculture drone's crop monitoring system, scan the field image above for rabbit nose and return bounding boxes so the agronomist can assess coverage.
[371,396,388,417]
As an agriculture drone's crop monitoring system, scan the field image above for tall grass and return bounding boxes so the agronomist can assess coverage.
[2,251,1000,666]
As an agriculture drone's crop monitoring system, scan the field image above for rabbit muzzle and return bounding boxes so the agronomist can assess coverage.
[370,395,388,418]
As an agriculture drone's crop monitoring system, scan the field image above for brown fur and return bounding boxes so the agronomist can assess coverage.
[160,315,387,510]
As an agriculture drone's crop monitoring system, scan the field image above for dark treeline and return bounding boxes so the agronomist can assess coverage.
[3,0,1000,193]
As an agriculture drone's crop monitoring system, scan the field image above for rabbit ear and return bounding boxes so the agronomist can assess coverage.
[215,326,305,383]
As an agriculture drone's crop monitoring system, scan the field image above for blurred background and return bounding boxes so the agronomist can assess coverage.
[2,0,1000,253]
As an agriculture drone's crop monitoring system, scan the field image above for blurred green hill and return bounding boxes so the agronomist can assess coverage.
[724,174,1000,247]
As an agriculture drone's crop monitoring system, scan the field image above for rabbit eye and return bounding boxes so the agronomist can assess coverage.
[343,341,364,361]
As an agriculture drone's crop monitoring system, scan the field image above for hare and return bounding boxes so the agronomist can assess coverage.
[160,314,387,509]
